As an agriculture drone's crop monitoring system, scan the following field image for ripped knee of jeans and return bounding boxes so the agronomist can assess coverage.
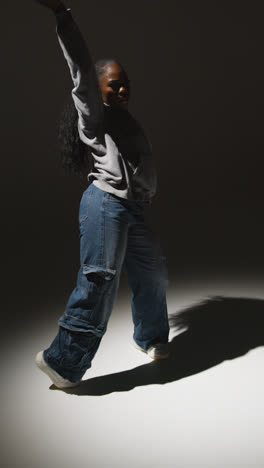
[81,264,116,298]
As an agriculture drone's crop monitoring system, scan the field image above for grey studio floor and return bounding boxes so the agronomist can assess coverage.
[2,270,264,468]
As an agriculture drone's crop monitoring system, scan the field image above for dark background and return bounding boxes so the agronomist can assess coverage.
[2,1,264,330]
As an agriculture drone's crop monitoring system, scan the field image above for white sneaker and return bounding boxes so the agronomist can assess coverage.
[35,351,81,389]
[133,341,170,360]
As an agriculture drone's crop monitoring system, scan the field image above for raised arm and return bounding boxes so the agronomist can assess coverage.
[34,1,104,139]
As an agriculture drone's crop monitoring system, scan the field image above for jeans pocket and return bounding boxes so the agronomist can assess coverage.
[105,192,124,204]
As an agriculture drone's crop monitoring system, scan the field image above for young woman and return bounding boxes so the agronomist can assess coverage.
[34,0,170,388]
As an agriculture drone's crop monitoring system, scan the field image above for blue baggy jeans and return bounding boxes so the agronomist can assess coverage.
[44,183,169,382]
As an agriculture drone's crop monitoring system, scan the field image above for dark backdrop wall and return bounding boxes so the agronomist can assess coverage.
[2,1,264,328]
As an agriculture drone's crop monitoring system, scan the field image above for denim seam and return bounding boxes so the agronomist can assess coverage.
[63,313,97,325]
[79,186,94,223]
[100,194,107,267]
[59,322,105,337]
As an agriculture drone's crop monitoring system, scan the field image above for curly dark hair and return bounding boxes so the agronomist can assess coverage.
[58,58,123,176]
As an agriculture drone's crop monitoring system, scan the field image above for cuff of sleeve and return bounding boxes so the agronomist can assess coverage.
[54,3,71,18]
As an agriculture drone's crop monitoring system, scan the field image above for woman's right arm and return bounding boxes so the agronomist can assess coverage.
[34,1,104,139]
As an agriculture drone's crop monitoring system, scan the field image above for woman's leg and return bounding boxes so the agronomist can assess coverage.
[123,218,170,352]
[43,184,129,382]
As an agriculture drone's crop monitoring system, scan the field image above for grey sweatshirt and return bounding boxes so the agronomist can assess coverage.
[55,8,157,202]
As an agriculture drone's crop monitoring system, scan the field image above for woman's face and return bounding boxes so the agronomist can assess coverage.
[99,62,130,109]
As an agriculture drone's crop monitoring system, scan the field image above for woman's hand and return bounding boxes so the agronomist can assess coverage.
[34,0,65,11]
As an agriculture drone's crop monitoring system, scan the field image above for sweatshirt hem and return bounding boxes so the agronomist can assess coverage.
[91,180,153,204]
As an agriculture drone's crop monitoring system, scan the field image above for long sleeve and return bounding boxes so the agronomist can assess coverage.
[55,8,104,139]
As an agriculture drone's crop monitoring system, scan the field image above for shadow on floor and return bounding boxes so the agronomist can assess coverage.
[53,296,264,396]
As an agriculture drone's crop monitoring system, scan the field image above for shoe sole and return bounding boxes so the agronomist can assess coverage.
[35,351,81,388]
[132,341,170,360]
